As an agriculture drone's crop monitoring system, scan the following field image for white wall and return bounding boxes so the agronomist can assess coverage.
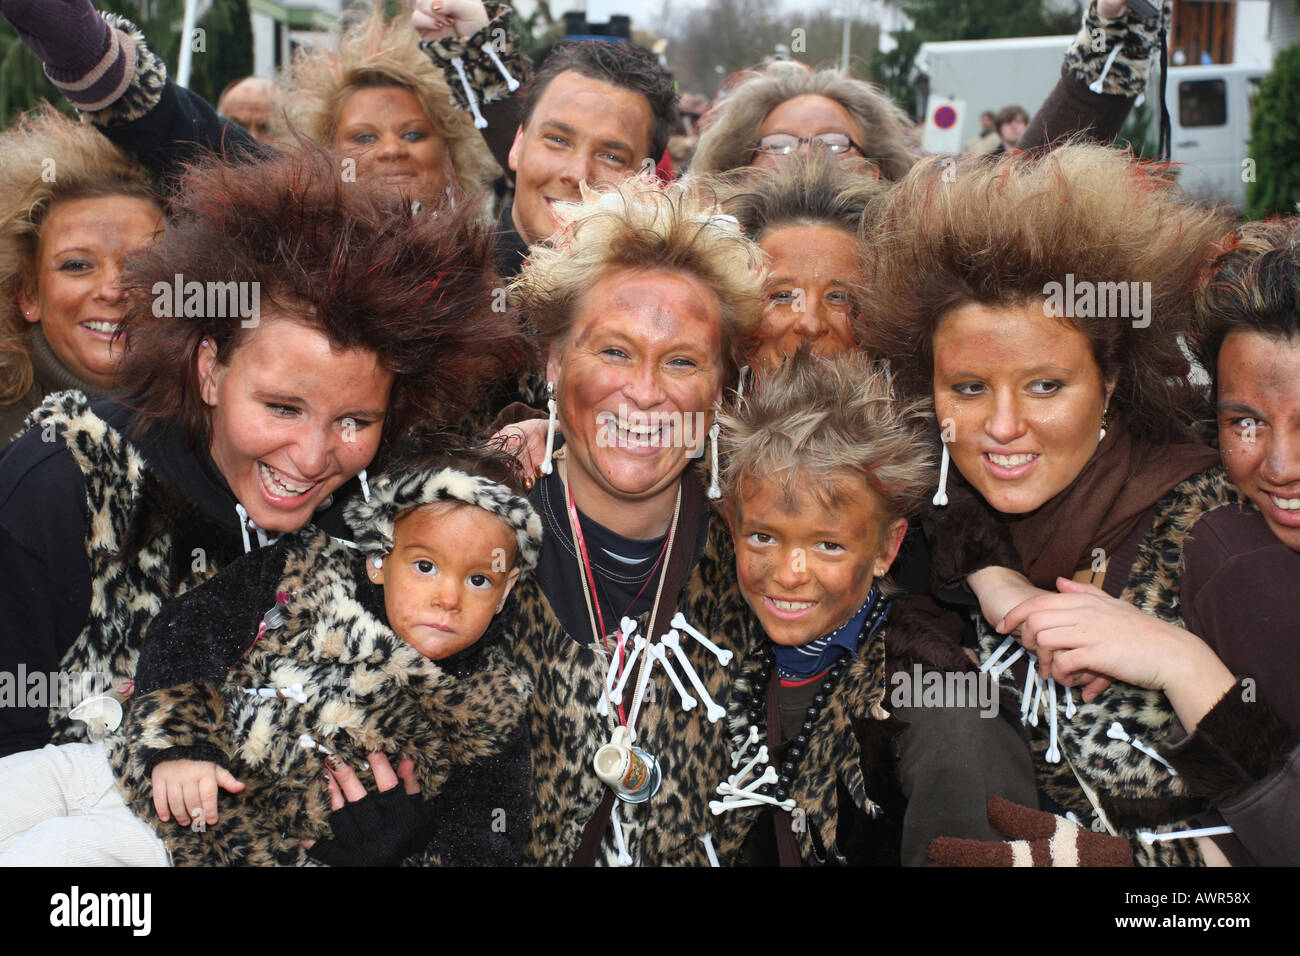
[251,10,277,78]
[1235,0,1273,66]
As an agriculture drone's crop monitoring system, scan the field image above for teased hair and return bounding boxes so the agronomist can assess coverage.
[692,63,918,179]
[519,40,677,161]
[718,348,937,528]
[1192,217,1300,386]
[714,150,885,241]
[511,174,765,381]
[0,104,159,404]
[275,2,497,202]
[856,143,1232,445]
[115,146,527,458]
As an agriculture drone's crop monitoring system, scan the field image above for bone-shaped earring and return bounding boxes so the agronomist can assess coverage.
[1064,685,1077,719]
[540,383,558,475]
[670,612,733,667]
[661,630,725,722]
[648,642,696,710]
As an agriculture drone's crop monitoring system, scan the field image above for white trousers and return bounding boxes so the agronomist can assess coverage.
[0,741,171,866]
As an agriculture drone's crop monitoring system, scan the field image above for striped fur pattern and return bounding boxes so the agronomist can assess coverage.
[89,14,167,126]
[110,529,529,866]
[345,466,542,572]
[975,466,1251,866]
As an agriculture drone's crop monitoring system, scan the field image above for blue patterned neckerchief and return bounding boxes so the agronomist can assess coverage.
[773,587,889,682]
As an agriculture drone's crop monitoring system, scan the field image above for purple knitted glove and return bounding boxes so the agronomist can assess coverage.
[0,0,134,110]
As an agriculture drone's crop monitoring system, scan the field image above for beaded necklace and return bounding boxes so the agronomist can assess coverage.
[717,590,889,811]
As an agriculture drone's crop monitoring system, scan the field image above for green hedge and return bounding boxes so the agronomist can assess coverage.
[1246,43,1300,220]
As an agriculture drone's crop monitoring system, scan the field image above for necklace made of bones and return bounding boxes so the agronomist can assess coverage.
[711,595,888,818]
[560,456,732,805]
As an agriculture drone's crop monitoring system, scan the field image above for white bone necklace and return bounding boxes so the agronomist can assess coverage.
[560,458,732,818]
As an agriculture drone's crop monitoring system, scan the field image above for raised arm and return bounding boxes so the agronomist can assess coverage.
[1019,0,1168,152]
[0,0,270,187]
[410,0,532,172]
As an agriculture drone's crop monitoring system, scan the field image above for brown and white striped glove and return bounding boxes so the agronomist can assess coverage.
[927,795,1133,866]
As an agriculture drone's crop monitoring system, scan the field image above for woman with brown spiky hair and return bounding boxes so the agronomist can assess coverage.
[857,141,1285,866]
[0,104,162,444]
[715,151,885,373]
[0,145,525,774]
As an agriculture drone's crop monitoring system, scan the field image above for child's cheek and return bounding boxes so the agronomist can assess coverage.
[737,550,773,603]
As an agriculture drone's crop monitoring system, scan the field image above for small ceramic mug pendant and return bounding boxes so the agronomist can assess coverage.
[593,726,662,803]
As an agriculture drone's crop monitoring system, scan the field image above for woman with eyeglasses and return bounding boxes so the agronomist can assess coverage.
[691,1,1169,178]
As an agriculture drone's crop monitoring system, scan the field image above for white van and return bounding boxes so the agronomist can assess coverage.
[916,38,1267,208]
[1161,64,1267,208]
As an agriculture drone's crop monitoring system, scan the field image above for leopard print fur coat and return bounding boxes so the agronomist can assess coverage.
[503,506,766,866]
[110,528,530,866]
[976,466,1252,866]
[21,392,238,745]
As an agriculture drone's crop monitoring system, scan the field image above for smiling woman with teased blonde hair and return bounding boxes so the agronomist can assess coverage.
[0,104,161,443]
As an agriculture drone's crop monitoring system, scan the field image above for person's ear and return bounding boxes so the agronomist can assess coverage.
[496,566,522,613]
[1103,376,1118,411]
[196,338,223,407]
[366,553,386,586]
[874,517,909,578]
[545,345,563,389]
[507,125,525,173]
[17,286,39,325]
